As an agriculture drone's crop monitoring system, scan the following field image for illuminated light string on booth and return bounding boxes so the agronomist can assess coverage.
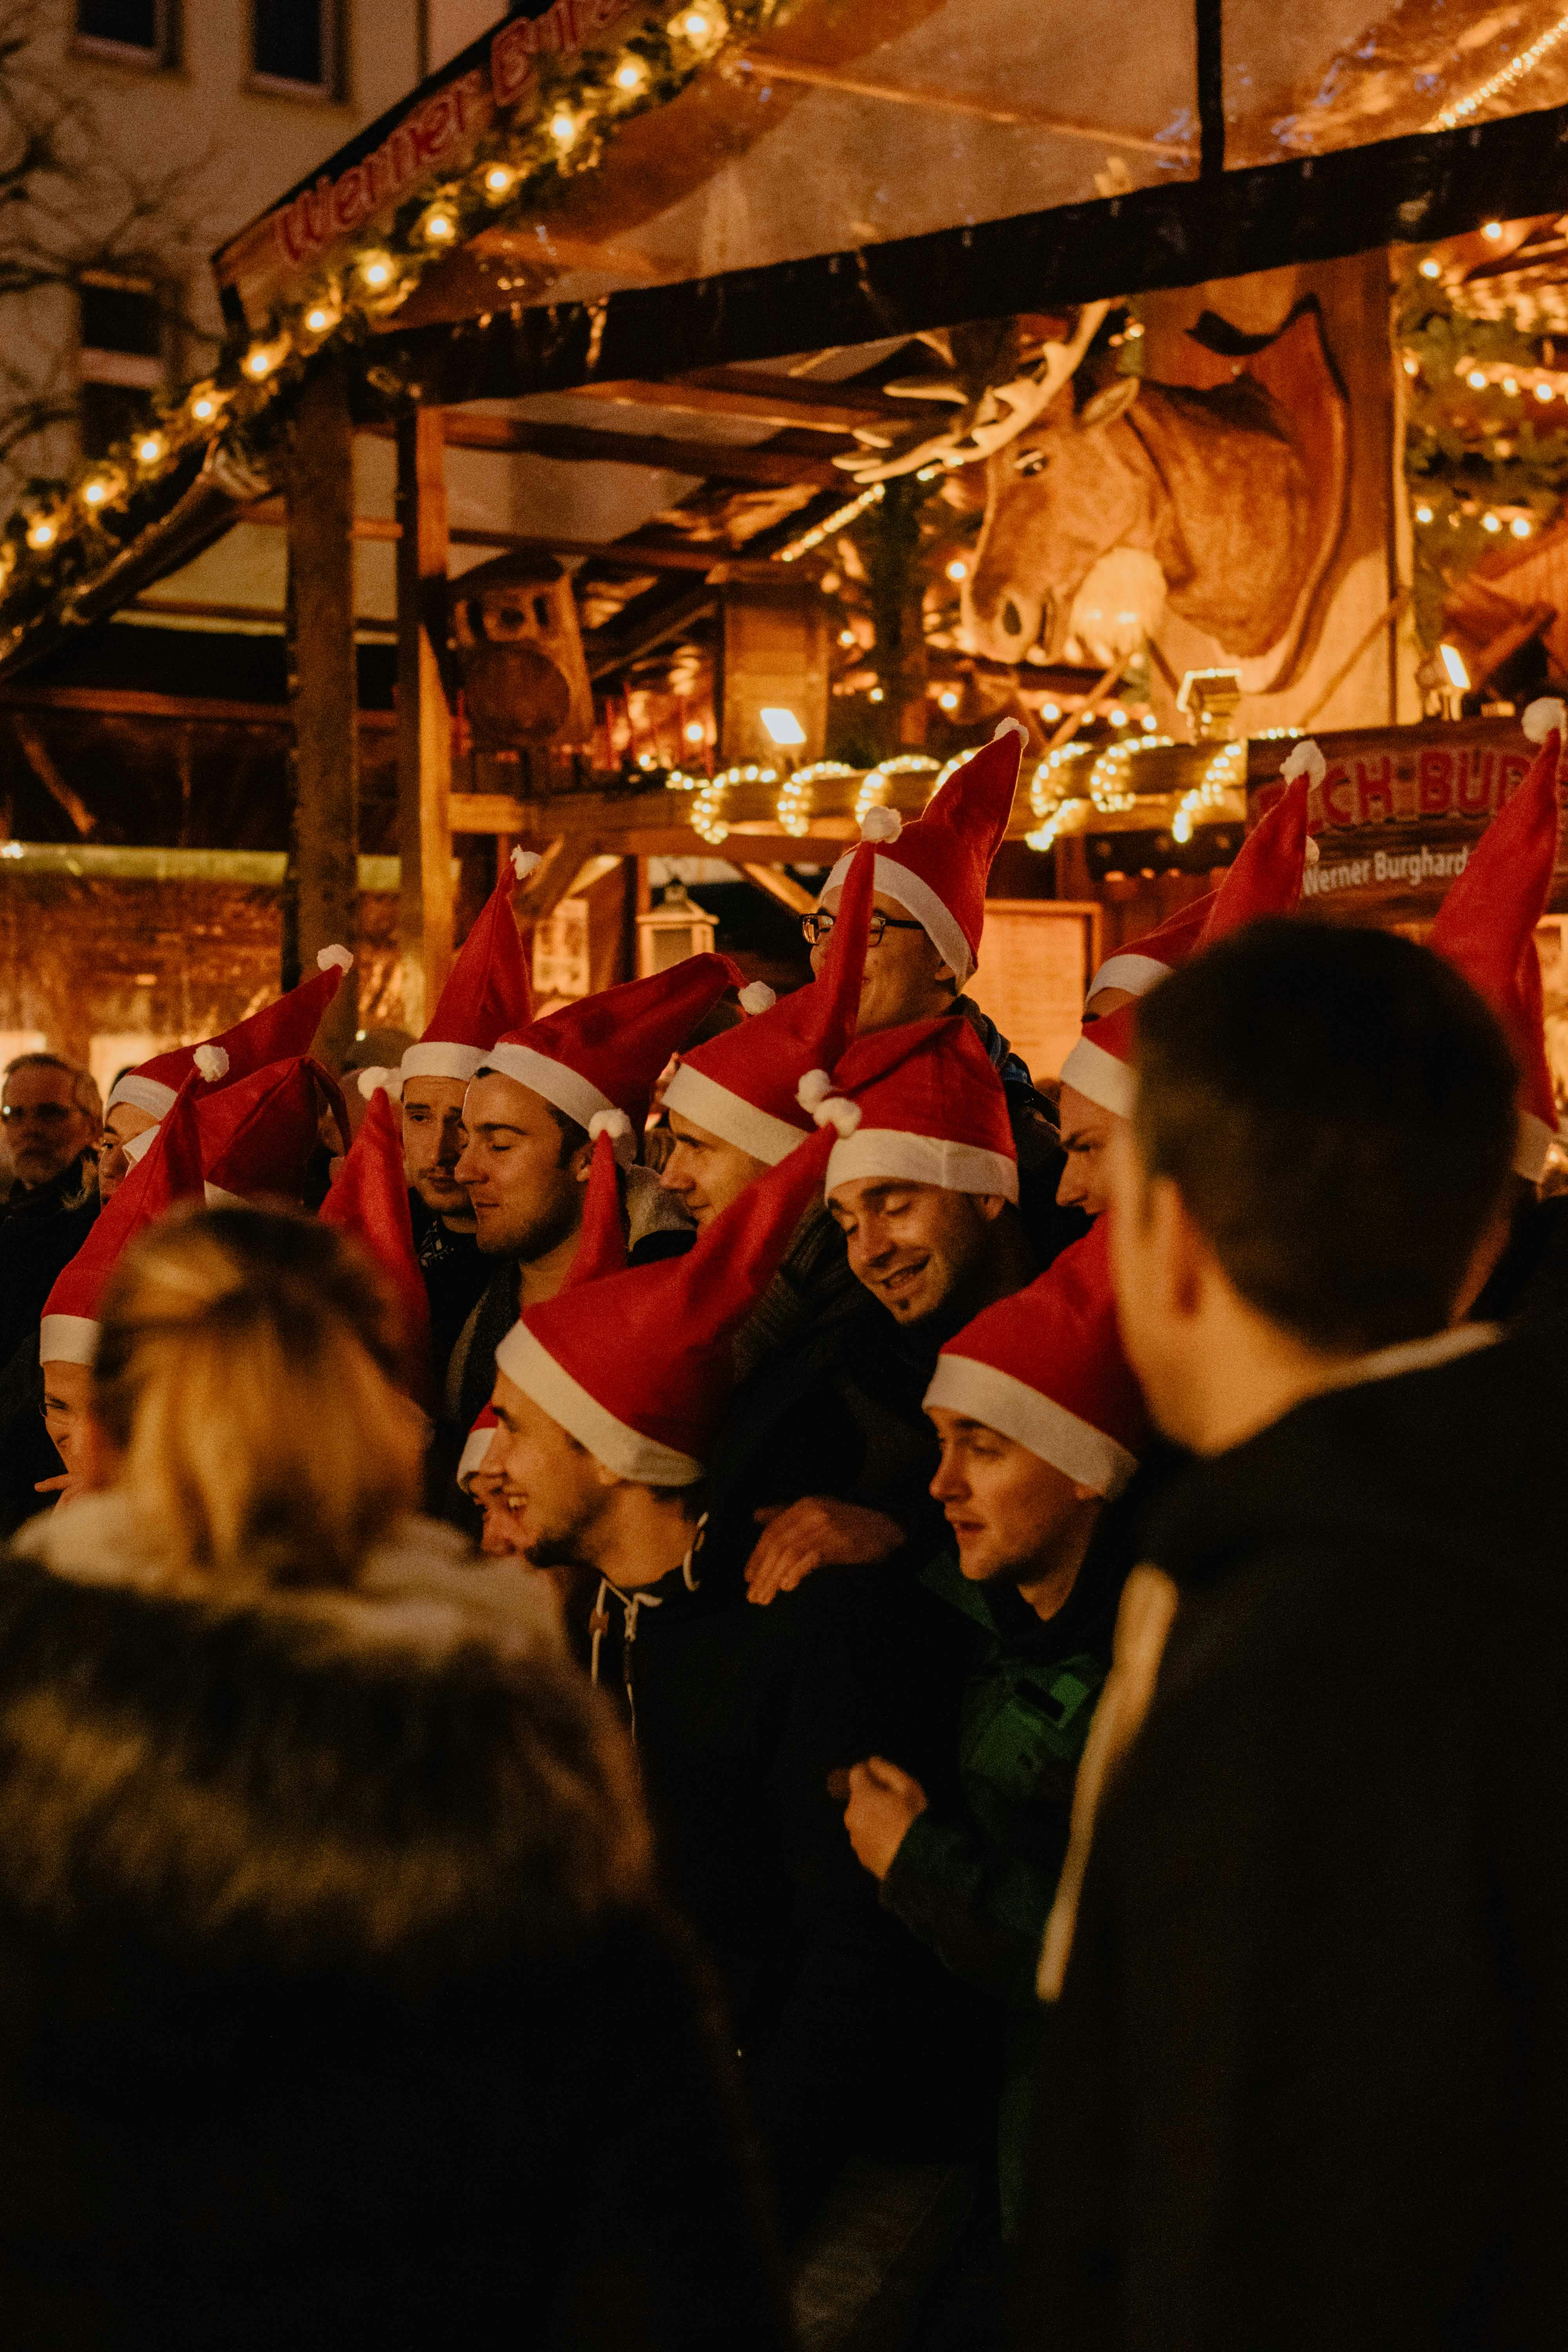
[854,753,940,829]
[1426,10,1568,131]
[776,761,856,838]
[1025,731,1254,853]
[0,1,772,617]
[777,484,885,565]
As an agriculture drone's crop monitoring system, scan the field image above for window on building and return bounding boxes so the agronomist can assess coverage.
[252,0,341,95]
[77,276,166,458]
[75,0,174,63]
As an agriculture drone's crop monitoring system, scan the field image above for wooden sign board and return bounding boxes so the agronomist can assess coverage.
[1249,716,1568,920]
[532,893,591,1001]
[966,901,1101,1084]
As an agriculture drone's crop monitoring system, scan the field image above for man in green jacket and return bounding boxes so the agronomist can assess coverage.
[841,1220,1147,2237]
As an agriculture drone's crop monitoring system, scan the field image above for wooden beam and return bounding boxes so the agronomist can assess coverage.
[409,410,844,488]
[450,791,529,831]
[243,498,803,577]
[573,374,925,435]
[396,408,455,1035]
[739,862,818,914]
[587,586,718,682]
[284,357,359,1063]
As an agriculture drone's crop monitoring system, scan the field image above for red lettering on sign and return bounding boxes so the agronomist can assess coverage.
[1417,748,1453,816]
[492,20,536,103]
[543,0,580,48]
[416,90,458,160]
[451,67,485,132]
[1498,750,1530,804]
[365,124,420,212]
[580,0,624,26]
[1354,754,1395,824]
[332,166,369,234]
[274,176,332,268]
[1321,762,1355,826]
[1457,750,1494,815]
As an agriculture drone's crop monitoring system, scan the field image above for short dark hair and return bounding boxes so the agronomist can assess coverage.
[544,1100,589,1166]
[1132,919,1518,1352]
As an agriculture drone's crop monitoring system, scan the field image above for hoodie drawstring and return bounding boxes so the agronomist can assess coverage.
[588,1515,708,1734]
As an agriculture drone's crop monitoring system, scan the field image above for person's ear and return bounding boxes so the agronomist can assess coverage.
[1070,1480,1101,1506]
[570,1138,595,1187]
[973,1191,1008,1225]
[589,1453,626,1494]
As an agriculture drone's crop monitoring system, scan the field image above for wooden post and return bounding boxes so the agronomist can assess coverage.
[396,407,454,1034]
[284,356,359,1067]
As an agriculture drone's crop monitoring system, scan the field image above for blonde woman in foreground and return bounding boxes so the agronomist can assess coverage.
[0,1205,789,2352]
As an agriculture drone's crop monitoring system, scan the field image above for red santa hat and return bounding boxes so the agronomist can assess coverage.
[40,1077,206,1365]
[494,1122,836,1483]
[107,945,353,1120]
[373,849,537,1098]
[1084,891,1216,1005]
[558,1108,638,1289]
[457,1404,499,1495]
[1059,750,1321,1119]
[1430,699,1564,1181]
[663,844,873,1163]
[201,1057,348,1207]
[924,1220,1147,1495]
[319,1080,434,1399]
[481,951,741,1149]
[812,1015,1018,1202]
[816,721,1026,984]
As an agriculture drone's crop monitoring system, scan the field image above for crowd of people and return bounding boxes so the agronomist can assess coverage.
[0,705,1565,2348]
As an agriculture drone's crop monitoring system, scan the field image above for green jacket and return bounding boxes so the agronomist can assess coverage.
[880,1548,1117,2234]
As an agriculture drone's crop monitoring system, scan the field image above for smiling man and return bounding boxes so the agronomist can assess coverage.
[841,1219,1146,2245]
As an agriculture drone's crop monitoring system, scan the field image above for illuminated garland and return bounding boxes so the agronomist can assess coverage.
[777,483,884,564]
[776,759,854,837]
[1427,11,1568,130]
[0,2,781,640]
[854,751,939,827]
[685,761,778,845]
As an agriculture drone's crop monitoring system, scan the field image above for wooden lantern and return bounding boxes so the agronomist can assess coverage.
[451,550,595,750]
[636,880,717,975]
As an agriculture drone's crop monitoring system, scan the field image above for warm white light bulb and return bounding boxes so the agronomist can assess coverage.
[946,558,967,582]
[551,110,577,145]
[1419,256,1442,279]
[760,707,807,746]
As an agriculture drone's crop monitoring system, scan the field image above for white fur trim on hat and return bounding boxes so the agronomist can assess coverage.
[317,944,352,973]
[991,716,1028,743]
[122,1123,161,1166]
[1523,697,1566,743]
[40,1314,97,1368]
[1085,951,1168,1005]
[355,1066,402,1101]
[664,1062,804,1166]
[401,1040,486,1085]
[738,980,776,1013]
[1515,1105,1552,1183]
[924,1354,1136,1495]
[820,853,974,984]
[1058,1034,1136,1120]
[510,847,542,878]
[824,1126,1018,1202]
[457,1420,497,1493]
[860,805,904,843]
[193,1043,229,1082]
[1281,739,1326,786]
[494,1319,703,1486]
[477,1043,615,1134]
[106,1072,177,1120]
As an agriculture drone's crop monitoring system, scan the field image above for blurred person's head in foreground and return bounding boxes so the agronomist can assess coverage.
[3,1054,100,1195]
[82,1203,428,1593]
[1108,920,1518,1459]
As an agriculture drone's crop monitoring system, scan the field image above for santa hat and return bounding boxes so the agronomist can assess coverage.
[925,1221,1147,1495]
[319,1079,434,1398]
[815,1015,1018,1202]
[560,1109,636,1289]
[107,946,353,1120]
[481,951,741,1147]
[201,1057,348,1207]
[664,844,873,1163]
[1431,700,1564,1180]
[1059,752,1321,1120]
[816,721,1026,984]
[457,1403,499,1494]
[40,1078,206,1365]
[388,849,536,1096]
[494,1122,836,1483]
[1085,891,1216,1005]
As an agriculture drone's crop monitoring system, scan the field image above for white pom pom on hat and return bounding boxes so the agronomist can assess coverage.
[317,944,353,973]
[193,1043,229,1083]
[510,847,542,878]
[797,1068,833,1113]
[1523,696,1568,743]
[354,1066,401,1101]
[588,1105,635,1162]
[812,1095,861,1138]
[738,980,776,1014]
[860,805,903,843]
[1281,739,1327,787]
[991,716,1028,743]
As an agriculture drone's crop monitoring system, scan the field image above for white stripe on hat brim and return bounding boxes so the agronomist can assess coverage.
[820,852,975,985]
[1085,951,1169,1004]
[40,1314,97,1368]
[1515,1106,1552,1184]
[494,1319,702,1486]
[457,1423,497,1493]
[1059,1035,1136,1120]
[924,1353,1136,1495]
[122,1123,161,1167]
[401,1041,487,1084]
[663,1061,805,1166]
[476,1044,616,1134]
[107,1073,178,1119]
[824,1126,1018,1202]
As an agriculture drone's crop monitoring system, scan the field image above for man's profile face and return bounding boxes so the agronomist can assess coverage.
[660,1109,766,1227]
[3,1065,94,1191]
[488,1369,608,1570]
[927,1405,1094,1586]
[401,1076,475,1225]
[97,1101,158,1204]
[41,1359,92,1475]
[810,887,958,1036]
[1055,1082,1119,1218]
[828,1175,1003,1327]
[455,1074,589,1259]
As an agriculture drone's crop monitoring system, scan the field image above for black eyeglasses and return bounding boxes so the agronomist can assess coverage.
[801,910,927,949]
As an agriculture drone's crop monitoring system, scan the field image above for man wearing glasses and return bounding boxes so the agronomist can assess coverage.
[0,1054,103,1533]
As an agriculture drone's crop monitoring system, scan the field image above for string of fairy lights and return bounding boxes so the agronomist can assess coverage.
[0,1,775,630]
